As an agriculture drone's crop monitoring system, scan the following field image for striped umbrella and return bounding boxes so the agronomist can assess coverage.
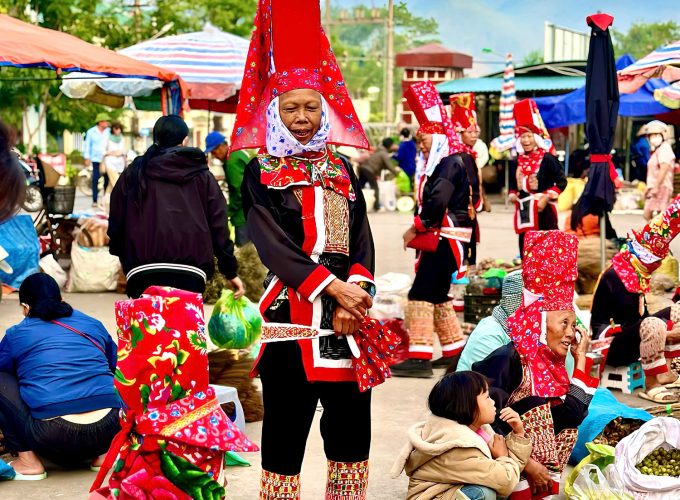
[655,82,680,110]
[618,39,680,93]
[490,53,516,153]
[120,24,249,104]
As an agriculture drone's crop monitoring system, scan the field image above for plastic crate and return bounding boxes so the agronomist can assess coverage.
[463,293,501,324]
[46,185,76,215]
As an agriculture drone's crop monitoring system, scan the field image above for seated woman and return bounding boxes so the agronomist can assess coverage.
[0,273,120,479]
[591,195,680,403]
[392,371,532,500]
[472,231,598,499]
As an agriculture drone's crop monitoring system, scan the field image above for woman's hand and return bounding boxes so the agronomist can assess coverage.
[525,458,553,495]
[508,193,519,204]
[325,280,372,321]
[536,194,548,212]
[489,434,509,458]
[333,306,363,335]
[499,408,524,437]
[571,326,590,359]
[403,225,417,250]
[229,277,246,300]
[528,174,539,191]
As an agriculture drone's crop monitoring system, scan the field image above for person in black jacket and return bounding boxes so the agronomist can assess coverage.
[392,81,472,378]
[591,196,680,403]
[108,115,244,299]
[508,99,567,255]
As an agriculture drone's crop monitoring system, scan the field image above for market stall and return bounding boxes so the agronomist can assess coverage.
[618,39,680,94]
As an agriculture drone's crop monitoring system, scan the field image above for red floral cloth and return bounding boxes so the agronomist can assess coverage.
[508,230,578,398]
[350,319,402,393]
[522,230,578,311]
[91,287,258,499]
[629,193,680,271]
[230,0,368,152]
[257,147,354,200]
[508,302,570,398]
[517,148,546,179]
[611,250,650,294]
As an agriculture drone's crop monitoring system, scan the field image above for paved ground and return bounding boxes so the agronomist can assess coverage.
[0,197,671,499]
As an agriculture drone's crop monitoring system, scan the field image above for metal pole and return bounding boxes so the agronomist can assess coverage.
[600,214,606,271]
[504,160,510,209]
[385,0,394,123]
[564,139,570,176]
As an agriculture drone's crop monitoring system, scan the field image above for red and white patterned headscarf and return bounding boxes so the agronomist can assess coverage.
[508,230,578,398]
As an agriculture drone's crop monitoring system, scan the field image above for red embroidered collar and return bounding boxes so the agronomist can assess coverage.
[611,250,650,294]
[518,148,546,177]
[257,147,355,201]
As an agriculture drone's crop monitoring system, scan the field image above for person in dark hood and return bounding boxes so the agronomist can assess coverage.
[108,115,244,299]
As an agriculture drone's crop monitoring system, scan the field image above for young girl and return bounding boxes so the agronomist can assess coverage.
[392,371,532,500]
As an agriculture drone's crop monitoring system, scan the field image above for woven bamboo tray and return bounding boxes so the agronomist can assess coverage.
[646,403,680,419]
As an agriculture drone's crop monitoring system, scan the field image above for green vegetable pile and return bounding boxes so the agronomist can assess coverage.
[636,447,680,476]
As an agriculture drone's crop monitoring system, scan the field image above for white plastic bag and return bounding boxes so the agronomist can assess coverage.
[66,244,120,292]
[570,464,633,499]
[369,273,413,320]
[39,254,67,289]
[615,417,680,499]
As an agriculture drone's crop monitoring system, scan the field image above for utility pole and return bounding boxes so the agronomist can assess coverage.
[323,1,395,124]
[384,0,394,123]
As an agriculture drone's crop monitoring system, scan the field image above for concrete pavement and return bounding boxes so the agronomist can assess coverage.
[0,201,664,499]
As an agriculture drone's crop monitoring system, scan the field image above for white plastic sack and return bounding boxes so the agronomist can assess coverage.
[39,254,67,289]
[570,464,632,499]
[66,245,120,293]
[378,180,397,211]
[369,273,413,320]
[615,417,680,499]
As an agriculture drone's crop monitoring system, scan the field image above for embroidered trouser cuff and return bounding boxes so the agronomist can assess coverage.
[325,460,369,500]
[259,470,300,499]
[405,300,435,359]
[434,301,465,358]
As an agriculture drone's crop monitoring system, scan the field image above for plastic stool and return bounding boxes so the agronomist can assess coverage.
[600,362,645,394]
[210,384,246,431]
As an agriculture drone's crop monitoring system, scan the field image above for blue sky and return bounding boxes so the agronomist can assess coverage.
[335,0,678,75]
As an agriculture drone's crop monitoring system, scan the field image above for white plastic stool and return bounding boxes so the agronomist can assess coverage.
[210,384,246,432]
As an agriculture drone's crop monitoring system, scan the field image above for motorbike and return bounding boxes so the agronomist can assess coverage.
[15,152,43,212]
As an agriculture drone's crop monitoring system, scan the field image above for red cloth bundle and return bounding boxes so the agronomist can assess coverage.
[90,287,258,500]
[350,318,402,392]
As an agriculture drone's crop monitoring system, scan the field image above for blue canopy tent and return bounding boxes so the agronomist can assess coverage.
[534,55,672,128]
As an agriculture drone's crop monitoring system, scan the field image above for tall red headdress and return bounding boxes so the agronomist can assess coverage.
[513,98,548,137]
[404,80,464,153]
[230,0,368,152]
[450,92,477,132]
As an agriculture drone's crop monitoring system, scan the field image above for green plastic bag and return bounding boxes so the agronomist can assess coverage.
[565,443,632,499]
[208,290,262,349]
[395,170,411,194]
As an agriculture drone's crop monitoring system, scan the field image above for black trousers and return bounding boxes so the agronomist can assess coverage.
[408,238,459,304]
[126,270,206,299]
[91,162,109,204]
[258,341,372,476]
[606,307,671,367]
[0,372,120,467]
[358,167,380,211]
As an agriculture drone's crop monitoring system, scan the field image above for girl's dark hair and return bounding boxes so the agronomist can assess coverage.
[428,371,489,426]
[111,122,123,132]
[0,121,25,223]
[128,114,189,204]
[19,273,73,321]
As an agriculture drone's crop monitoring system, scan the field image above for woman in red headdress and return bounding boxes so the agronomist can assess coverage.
[472,231,597,499]
[233,1,375,497]
[591,195,680,404]
[508,99,567,255]
[391,81,473,378]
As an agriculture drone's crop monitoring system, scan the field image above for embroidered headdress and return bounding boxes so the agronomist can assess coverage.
[230,0,368,152]
[404,80,465,177]
[612,194,680,293]
[508,230,578,398]
[513,98,555,154]
[450,92,478,132]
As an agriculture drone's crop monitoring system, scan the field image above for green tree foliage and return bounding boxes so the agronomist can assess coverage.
[328,2,439,120]
[0,0,256,143]
[522,50,544,67]
[612,21,680,60]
